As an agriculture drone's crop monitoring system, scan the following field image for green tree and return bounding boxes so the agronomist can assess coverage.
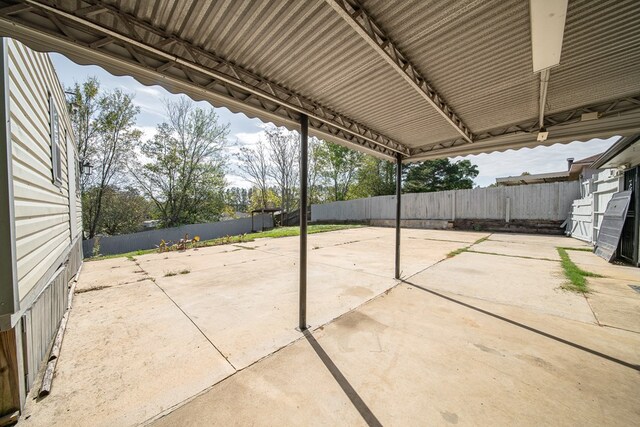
[238,139,270,209]
[99,186,151,235]
[134,97,228,227]
[403,159,478,193]
[248,188,280,212]
[67,79,142,238]
[67,77,99,193]
[308,137,323,204]
[315,141,363,201]
[225,187,250,213]
[266,127,299,215]
[352,156,396,198]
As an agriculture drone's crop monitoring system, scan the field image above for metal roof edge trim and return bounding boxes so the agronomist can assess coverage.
[496,170,570,183]
[405,109,640,162]
[591,134,640,169]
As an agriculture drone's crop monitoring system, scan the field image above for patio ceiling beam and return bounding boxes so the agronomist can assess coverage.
[0,0,410,159]
[408,95,640,160]
[538,68,550,129]
[325,0,474,144]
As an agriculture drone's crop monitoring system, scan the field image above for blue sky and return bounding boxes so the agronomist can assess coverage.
[50,53,616,188]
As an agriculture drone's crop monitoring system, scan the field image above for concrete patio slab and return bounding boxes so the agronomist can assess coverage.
[409,251,596,323]
[19,228,640,426]
[75,257,146,292]
[587,278,640,333]
[234,227,472,279]
[308,237,466,278]
[20,280,235,427]
[566,250,640,281]
[138,245,281,279]
[402,228,490,243]
[588,277,640,298]
[152,283,640,427]
[589,292,640,333]
[234,227,385,257]
[488,233,592,248]
[152,256,395,369]
[472,239,561,260]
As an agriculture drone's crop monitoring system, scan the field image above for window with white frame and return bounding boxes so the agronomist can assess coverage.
[49,94,62,187]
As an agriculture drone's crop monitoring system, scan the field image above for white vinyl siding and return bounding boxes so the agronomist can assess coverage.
[49,95,62,186]
[7,38,79,299]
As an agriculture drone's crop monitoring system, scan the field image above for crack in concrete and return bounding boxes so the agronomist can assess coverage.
[142,274,404,426]
[407,236,474,244]
[74,285,114,294]
[599,324,640,335]
[466,250,558,262]
[131,258,238,372]
[232,243,397,280]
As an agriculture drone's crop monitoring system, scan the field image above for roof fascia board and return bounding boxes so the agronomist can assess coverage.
[591,134,640,169]
[496,171,569,184]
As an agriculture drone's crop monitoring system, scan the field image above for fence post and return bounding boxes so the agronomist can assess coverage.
[451,193,456,221]
[506,197,511,223]
[592,191,598,244]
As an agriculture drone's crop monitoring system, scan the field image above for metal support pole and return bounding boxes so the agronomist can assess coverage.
[395,153,402,279]
[298,114,309,331]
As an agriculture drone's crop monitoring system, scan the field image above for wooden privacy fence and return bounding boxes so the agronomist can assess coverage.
[311,181,580,223]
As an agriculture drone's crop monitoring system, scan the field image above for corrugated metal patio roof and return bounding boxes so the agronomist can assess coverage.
[0,0,638,161]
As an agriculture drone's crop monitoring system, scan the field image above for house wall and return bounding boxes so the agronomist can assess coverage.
[7,38,81,300]
[0,38,82,417]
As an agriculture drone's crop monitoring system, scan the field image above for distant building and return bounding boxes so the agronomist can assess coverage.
[0,39,83,415]
[142,219,161,229]
[220,211,251,221]
[495,154,603,186]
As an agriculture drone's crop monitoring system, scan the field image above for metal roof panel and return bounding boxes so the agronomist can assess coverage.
[0,0,638,160]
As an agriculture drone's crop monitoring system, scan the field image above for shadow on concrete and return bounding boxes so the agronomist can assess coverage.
[303,331,383,427]
[402,280,640,372]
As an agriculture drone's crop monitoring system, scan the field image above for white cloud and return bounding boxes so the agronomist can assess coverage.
[226,173,252,189]
[234,131,265,147]
[132,98,166,119]
[136,85,165,98]
[136,125,157,142]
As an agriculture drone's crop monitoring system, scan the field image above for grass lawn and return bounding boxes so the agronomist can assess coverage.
[249,224,359,239]
[88,224,362,261]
